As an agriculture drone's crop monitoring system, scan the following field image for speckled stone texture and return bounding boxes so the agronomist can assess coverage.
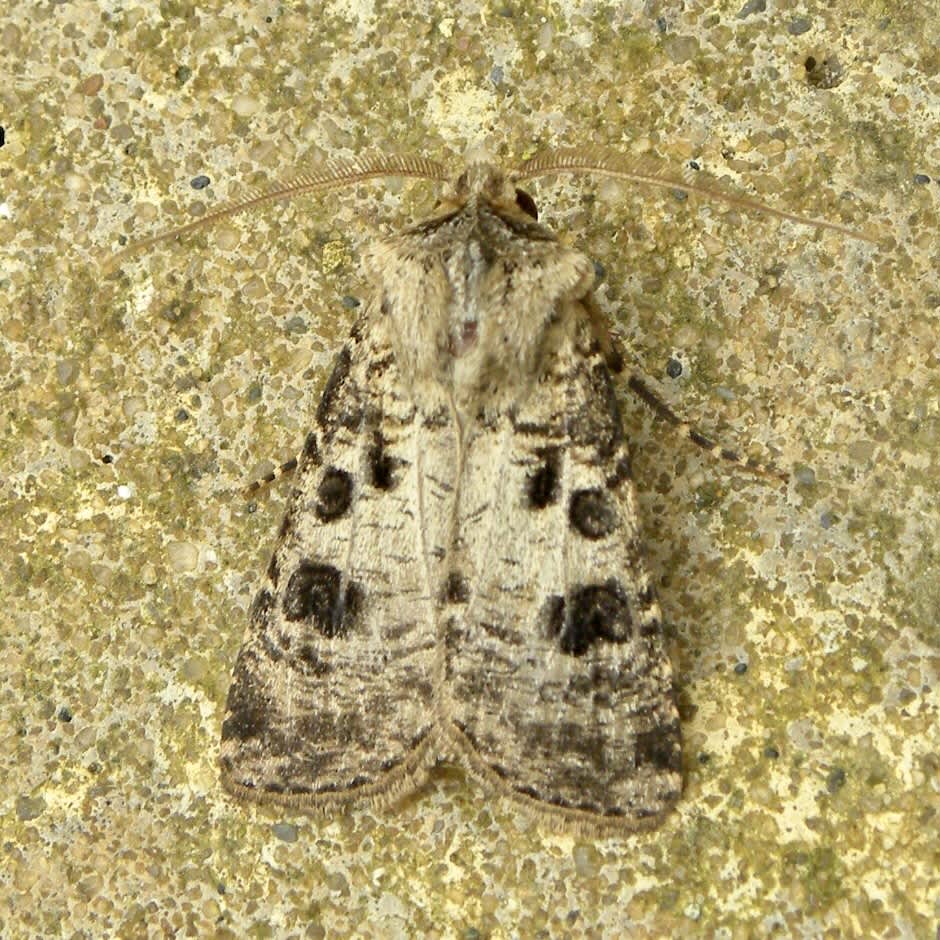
[1,1,937,937]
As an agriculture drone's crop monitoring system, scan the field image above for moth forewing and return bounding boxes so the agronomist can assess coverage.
[116,149,874,833]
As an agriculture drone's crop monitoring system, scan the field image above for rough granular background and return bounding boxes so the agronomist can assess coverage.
[1,0,937,936]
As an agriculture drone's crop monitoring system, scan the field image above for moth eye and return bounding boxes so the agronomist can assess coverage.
[514,188,539,220]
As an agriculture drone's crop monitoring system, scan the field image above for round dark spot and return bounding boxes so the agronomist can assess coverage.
[913,173,931,185]
[316,467,353,521]
[734,661,748,675]
[527,449,559,508]
[514,188,538,220]
[569,488,618,539]
[190,174,210,190]
[58,706,73,722]
[666,357,683,378]
[764,745,780,759]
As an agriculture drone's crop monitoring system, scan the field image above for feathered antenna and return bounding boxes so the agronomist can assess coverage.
[104,154,451,269]
[513,146,880,243]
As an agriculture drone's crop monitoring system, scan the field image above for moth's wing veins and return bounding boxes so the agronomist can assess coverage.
[220,318,443,811]
[442,307,682,832]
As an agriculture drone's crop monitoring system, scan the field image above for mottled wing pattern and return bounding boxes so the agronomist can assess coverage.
[442,308,682,831]
[220,317,446,809]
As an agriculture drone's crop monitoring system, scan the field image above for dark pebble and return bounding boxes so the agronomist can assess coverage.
[272,822,299,842]
[191,175,211,190]
[666,357,683,378]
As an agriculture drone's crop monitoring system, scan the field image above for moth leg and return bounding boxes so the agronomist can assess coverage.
[581,294,625,373]
[627,373,787,483]
[242,431,318,497]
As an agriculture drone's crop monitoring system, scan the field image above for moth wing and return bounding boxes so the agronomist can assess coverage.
[443,307,682,831]
[220,319,445,810]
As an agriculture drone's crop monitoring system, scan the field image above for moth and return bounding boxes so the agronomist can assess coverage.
[117,149,868,833]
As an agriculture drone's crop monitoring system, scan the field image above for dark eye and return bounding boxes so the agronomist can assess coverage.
[514,188,538,220]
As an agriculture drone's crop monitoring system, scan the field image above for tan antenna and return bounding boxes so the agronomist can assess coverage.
[512,146,880,243]
[105,154,451,268]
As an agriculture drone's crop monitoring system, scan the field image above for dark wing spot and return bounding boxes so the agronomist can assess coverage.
[443,572,470,604]
[266,551,280,586]
[316,346,354,428]
[635,722,682,772]
[527,448,560,508]
[575,362,623,457]
[542,594,567,638]
[315,467,354,521]
[282,561,361,637]
[555,581,633,656]
[277,513,293,540]
[249,588,275,625]
[220,651,270,742]
[283,561,339,625]
[342,581,364,625]
[605,454,632,489]
[569,488,618,539]
[368,431,399,490]
[302,431,320,464]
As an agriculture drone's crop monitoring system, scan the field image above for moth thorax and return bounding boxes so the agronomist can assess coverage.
[445,238,488,360]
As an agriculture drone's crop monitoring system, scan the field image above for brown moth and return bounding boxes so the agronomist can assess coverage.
[115,150,871,833]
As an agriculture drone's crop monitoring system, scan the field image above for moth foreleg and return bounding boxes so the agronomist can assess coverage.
[242,431,319,497]
[627,373,788,484]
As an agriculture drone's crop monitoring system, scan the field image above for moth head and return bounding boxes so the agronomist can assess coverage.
[451,164,539,221]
